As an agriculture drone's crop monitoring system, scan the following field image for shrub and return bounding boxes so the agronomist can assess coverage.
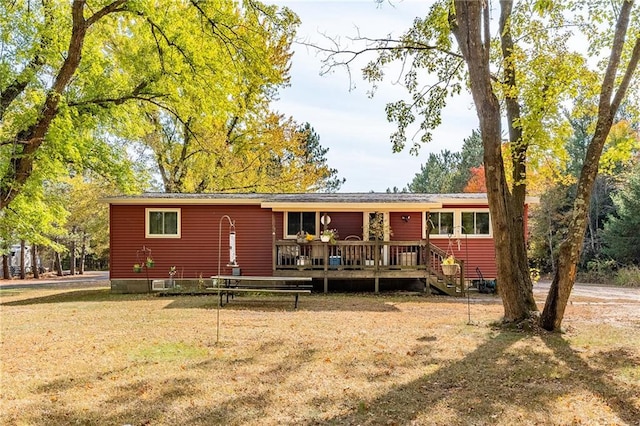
[614,266,640,287]
[578,258,617,283]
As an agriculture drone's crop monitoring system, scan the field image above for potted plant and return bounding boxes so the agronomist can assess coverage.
[146,257,154,268]
[368,212,393,241]
[441,255,459,276]
[296,230,314,244]
[133,263,142,273]
[320,229,338,244]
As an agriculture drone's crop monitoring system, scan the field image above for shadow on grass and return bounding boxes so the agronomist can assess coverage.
[309,330,639,425]
[0,289,154,306]
[18,339,318,426]
[543,335,640,423]
[10,327,639,425]
[161,293,402,312]
[2,288,489,313]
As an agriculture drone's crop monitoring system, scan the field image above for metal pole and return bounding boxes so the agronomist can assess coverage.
[216,215,236,344]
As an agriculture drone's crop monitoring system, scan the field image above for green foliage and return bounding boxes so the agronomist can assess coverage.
[528,185,573,272]
[297,123,345,193]
[0,1,341,259]
[602,163,640,265]
[580,258,617,284]
[408,130,483,193]
[528,102,637,273]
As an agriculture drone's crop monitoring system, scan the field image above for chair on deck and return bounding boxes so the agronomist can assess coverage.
[344,235,362,265]
[278,244,299,267]
[311,243,324,265]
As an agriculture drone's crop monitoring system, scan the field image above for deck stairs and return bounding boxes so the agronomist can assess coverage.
[425,243,465,296]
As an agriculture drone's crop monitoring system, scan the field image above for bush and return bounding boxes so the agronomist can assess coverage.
[578,258,617,284]
[614,266,640,287]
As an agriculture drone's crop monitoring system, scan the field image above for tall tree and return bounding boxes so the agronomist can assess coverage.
[408,130,483,193]
[0,0,300,210]
[316,0,639,329]
[297,123,345,193]
[464,165,487,193]
[540,1,640,330]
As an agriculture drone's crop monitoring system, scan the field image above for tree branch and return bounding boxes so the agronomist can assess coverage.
[85,0,129,27]
[598,0,633,116]
[67,81,156,108]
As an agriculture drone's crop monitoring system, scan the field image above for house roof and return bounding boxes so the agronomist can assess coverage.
[103,192,539,211]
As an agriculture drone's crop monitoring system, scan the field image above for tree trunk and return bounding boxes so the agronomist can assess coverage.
[70,227,77,276]
[79,232,86,275]
[541,121,614,330]
[54,251,63,276]
[540,1,640,331]
[2,255,10,280]
[19,240,26,279]
[452,0,536,323]
[32,244,40,279]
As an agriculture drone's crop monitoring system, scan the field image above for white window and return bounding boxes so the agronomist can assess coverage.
[286,212,317,237]
[424,210,492,238]
[427,211,454,236]
[462,211,490,235]
[146,208,181,238]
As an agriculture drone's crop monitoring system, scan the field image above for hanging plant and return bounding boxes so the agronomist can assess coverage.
[441,256,459,276]
[133,264,142,273]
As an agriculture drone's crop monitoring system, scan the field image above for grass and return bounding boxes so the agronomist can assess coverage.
[1,284,639,425]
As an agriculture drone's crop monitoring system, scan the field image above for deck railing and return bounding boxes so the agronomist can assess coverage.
[275,240,428,270]
[274,239,465,294]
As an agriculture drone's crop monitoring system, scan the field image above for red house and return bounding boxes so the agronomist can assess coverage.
[105,193,537,294]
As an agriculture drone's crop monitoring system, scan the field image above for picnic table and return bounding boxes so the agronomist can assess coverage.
[208,275,313,309]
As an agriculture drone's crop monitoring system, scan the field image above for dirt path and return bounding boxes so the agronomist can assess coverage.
[534,280,640,302]
[0,271,109,289]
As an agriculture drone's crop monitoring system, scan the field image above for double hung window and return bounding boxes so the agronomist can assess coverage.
[146,208,180,238]
[286,212,317,237]
[428,212,454,235]
[461,211,490,235]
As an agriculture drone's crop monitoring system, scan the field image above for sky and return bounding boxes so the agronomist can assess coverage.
[267,1,478,192]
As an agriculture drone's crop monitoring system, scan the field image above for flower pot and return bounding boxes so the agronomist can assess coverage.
[441,263,459,276]
[133,265,142,273]
[320,235,330,242]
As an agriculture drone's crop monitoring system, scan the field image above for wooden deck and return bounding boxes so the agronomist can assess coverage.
[274,240,465,295]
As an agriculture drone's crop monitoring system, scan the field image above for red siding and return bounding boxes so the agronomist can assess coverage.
[274,212,284,238]
[110,201,509,282]
[390,212,422,240]
[110,204,273,279]
[430,237,497,279]
[326,212,363,239]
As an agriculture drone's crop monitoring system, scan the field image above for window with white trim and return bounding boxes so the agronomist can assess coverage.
[461,211,490,235]
[427,211,454,235]
[286,212,317,237]
[146,208,180,238]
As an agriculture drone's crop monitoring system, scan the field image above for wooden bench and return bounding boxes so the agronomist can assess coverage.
[208,275,313,309]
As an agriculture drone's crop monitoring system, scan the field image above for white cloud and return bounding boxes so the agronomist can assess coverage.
[268,1,479,192]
